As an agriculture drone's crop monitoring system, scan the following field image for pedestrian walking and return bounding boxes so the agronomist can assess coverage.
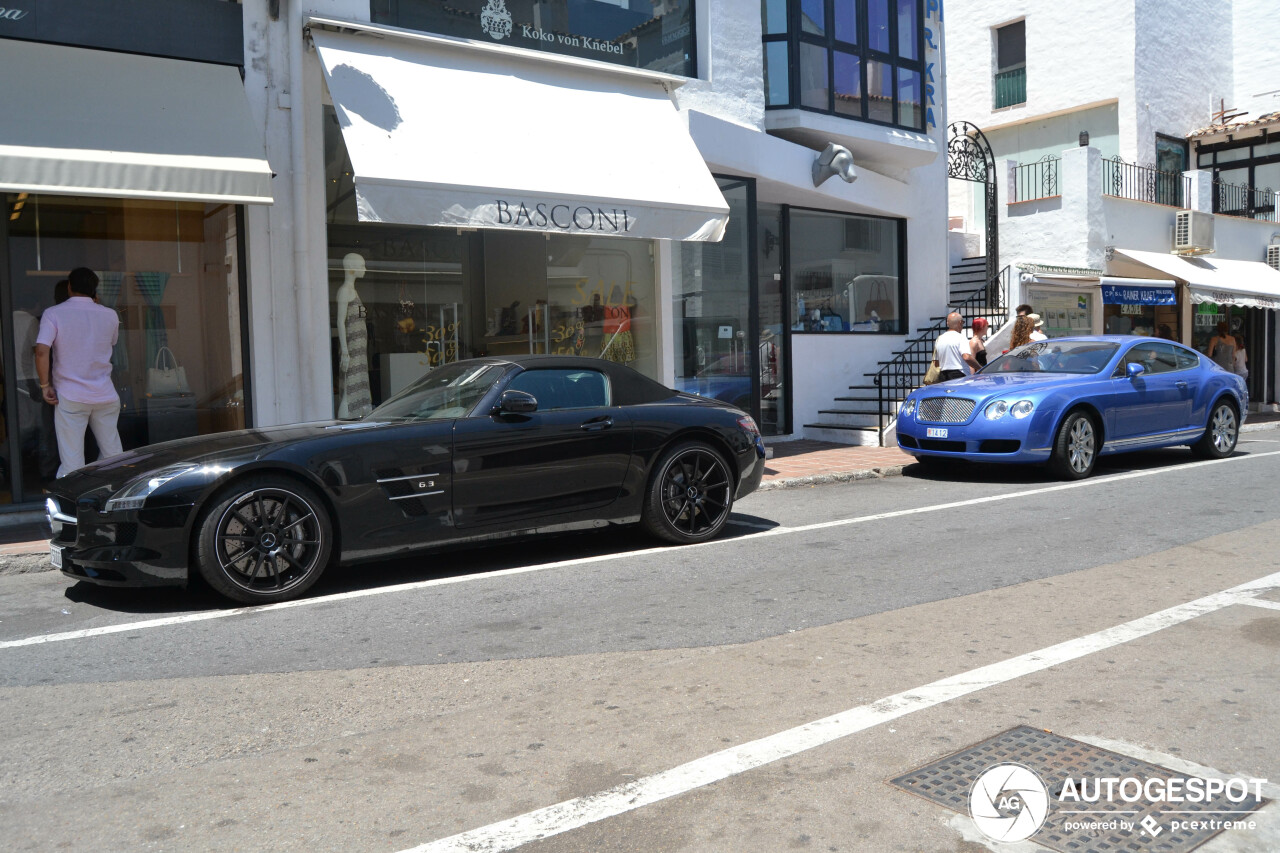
[34,267,124,478]
[933,311,979,381]
[970,317,990,369]
[1028,313,1048,341]
[1007,315,1035,352]
[1233,334,1248,379]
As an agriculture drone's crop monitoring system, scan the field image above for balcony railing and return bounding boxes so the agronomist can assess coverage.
[1012,156,1059,202]
[1102,158,1189,208]
[993,67,1026,109]
[1213,180,1278,221]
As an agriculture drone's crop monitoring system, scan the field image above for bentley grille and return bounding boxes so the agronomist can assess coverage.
[918,397,976,423]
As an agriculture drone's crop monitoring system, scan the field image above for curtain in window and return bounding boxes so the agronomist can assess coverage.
[133,271,170,369]
[96,270,129,371]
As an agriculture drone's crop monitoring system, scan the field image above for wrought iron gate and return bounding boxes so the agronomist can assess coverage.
[947,121,999,285]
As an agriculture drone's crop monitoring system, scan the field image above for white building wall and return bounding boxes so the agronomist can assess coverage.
[1132,0,1232,164]
[1232,0,1280,118]
[945,0,1136,152]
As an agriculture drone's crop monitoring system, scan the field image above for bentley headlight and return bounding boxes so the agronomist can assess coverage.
[900,399,916,417]
[1011,400,1035,419]
[984,400,1009,420]
[104,465,198,513]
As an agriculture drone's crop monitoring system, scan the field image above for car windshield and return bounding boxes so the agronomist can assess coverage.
[367,363,505,421]
[984,341,1120,374]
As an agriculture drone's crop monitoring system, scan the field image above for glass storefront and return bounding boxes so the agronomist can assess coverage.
[371,0,697,77]
[3,194,249,504]
[789,209,905,334]
[325,110,658,411]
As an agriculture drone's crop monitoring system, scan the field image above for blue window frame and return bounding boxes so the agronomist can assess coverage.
[763,0,925,130]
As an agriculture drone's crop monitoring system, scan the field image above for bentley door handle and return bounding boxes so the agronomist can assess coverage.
[1175,381,1188,388]
[580,417,613,431]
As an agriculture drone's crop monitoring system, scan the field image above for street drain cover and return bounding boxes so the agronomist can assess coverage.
[890,725,1267,852]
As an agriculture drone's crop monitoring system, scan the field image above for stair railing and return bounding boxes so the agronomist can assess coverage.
[873,266,1010,445]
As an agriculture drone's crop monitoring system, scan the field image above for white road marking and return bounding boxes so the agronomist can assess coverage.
[399,582,1280,853]
[1237,597,1280,612]
[3,449,1279,651]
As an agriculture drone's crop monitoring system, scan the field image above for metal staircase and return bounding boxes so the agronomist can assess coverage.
[803,259,1009,446]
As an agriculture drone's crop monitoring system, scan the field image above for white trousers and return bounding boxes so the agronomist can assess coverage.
[53,397,124,478]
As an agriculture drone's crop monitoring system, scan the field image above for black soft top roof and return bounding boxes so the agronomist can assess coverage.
[479,355,677,406]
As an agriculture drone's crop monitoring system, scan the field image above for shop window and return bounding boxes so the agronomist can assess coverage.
[371,0,696,77]
[762,0,926,130]
[324,103,660,415]
[4,194,249,504]
[993,20,1025,109]
[788,209,904,334]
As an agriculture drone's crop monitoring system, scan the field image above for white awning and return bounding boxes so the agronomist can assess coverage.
[311,27,729,241]
[1113,249,1280,310]
[0,40,272,204]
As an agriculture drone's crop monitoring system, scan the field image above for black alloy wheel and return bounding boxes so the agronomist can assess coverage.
[642,441,734,544]
[1191,400,1239,459]
[195,476,332,604]
[1050,410,1098,480]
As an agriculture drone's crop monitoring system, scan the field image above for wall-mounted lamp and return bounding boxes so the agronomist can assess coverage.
[812,143,858,187]
[1079,130,1090,147]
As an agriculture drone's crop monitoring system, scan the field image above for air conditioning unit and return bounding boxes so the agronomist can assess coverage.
[1268,244,1280,271]
[1173,210,1214,255]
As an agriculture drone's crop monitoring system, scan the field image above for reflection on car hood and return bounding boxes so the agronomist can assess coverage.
[55,420,379,496]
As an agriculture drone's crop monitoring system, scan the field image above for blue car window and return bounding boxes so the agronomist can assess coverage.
[1123,343,1179,375]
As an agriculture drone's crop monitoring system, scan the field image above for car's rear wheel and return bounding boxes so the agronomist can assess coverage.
[1191,399,1239,459]
[194,475,333,604]
[642,441,734,544]
[1050,410,1098,480]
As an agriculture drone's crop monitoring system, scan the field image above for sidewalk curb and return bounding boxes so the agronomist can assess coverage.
[759,464,907,491]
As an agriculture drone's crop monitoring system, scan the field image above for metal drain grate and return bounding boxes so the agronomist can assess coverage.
[890,726,1268,853]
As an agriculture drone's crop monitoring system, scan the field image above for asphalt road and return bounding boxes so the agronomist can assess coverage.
[3,437,1280,852]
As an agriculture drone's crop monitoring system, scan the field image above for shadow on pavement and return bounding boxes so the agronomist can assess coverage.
[60,512,782,613]
[901,446,1252,484]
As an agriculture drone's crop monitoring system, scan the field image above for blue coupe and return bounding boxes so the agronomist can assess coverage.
[896,336,1248,479]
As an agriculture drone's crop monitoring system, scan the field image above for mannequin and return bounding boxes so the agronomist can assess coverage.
[335,252,373,418]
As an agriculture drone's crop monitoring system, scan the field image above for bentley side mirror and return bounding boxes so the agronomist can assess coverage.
[496,389,538,414]
[1126,362,1146,379]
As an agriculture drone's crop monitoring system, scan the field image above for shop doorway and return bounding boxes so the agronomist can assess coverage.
[674,177,787,434]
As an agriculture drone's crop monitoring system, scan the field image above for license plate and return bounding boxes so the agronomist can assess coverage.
[50,544,63,569]
[926,427,949,438]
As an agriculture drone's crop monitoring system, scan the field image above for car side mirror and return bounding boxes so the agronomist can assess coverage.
[1126,362,1146,379]
[496,389,538,414]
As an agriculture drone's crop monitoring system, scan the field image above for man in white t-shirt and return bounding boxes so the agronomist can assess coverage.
[933,312,981,381]
[1028,313,1048,341]
[35,267,124,478]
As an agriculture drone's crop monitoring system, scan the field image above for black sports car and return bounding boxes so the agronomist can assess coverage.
[47,357,766,603]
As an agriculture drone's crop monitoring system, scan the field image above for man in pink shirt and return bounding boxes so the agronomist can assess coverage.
[34,267,124,478]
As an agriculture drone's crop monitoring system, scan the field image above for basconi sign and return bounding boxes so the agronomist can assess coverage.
[494,199,633,234]
[0,7,30,20]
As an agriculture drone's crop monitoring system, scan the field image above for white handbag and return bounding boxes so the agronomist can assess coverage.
[147,346,190,397]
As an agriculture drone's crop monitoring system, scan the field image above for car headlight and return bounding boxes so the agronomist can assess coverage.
[985,400,1035,420]
[900,399,916,417]
[103,464,198,513]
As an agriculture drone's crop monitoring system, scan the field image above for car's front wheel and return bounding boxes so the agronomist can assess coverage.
[1191,399,1239,459]
[1050,410,1098,480]
[642,441,735,544]
[194,475,333,604]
